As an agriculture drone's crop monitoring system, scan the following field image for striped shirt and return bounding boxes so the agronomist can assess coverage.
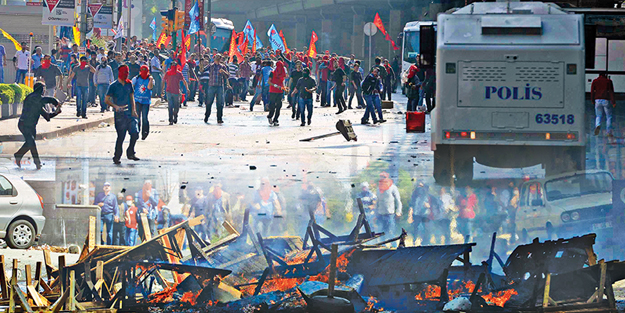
[208,63,227,87]
[228,63,239,79]
[181,64,190,82]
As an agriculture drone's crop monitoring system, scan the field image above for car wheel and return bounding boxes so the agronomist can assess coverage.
[6,219,35,249]
[522,229,529,243]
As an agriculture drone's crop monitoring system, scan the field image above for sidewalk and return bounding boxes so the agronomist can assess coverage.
[0,98,161,142]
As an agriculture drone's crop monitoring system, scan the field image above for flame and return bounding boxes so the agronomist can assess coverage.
[180,290,201,306]
[413,280,517,307]
[148,286,178,303]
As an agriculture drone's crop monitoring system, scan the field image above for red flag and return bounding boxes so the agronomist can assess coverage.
[178,31,187,71]
[279,30,289,53]
[307,31,318,58]
[374,13,400,51]
[228,29,236,63]
[252,29,257,53]
[156,31,168,48]
[373,13,388,35]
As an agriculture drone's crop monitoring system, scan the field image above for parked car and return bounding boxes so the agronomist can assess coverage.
[515,170,614,243]
[0,173,46,249]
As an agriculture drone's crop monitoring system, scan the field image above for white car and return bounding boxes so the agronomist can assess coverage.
[0,173,46,249]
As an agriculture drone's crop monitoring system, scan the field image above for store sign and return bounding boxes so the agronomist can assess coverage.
[42,0,75,26]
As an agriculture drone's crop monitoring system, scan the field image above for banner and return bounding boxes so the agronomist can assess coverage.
[184,0,203,31]
[156,30,168,47]
[267,24,285,52]
[307,31,318,58]
[242,20,263,53]
[188,1,200,34]
[0,29,22,51]
[42,0,75,26]
[92,1,113,29]
[150,17,156,41]
[228,29,236,62]
[278,30,289,53]
[374,12,399,51]
[113,11,124,39]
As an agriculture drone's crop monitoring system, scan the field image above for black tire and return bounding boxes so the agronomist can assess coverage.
[454,156,474,187]
[434,146,452,185]
[6,219,36,249]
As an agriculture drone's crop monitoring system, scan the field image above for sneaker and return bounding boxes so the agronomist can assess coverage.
[76,112,81,117]
[308,118,311,126]
[141,133,148,140]
[379,119,387,123]
[267,117,273,125]
[273,121,279,127]
[169,122,174,125]
[335,110,343,115]
[14,154,22,168]
[113,159,121,165]
[373,120,379,124]
[291,113,296,119]
[204,115,209,123]
[300,122,306,127]
[218,120,224,124]
[361,120,370,125]
[174,116,178,124]
[127,155,140,161]
[594,126,601,136]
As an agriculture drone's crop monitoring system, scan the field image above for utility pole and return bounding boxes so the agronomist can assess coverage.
[171,0,177,49]
[126,0,131,47]
[206,0,211,50]
[116,0,123,51]
[80,0,87,46]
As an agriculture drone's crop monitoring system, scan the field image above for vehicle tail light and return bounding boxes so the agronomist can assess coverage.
[567,133,576,140]
[445,132,451,139]
[545,133,551,140]
[571,211,580,221]
[37,194,44,210]
[561,213,570,222]
[470,131,476,139]
[461,131,468,137]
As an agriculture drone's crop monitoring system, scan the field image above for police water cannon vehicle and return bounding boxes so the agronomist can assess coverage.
[431,0,586,185]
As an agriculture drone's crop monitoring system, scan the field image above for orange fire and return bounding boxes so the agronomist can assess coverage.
[413,280,517,307]
[180,290,201,306]
[238,249,355,296]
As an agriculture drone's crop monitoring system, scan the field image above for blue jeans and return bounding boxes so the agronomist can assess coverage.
[205,85,224,121]
[152,73,162,98]
[125,228,138,246]
[76,86,89,116]
[97,84,109,111]
[299,98,313,122]
[239,78,249,100]
[261,84,270,109]
[418,88,425,109]
[0,67,4,83]
[363,94,383,123]
[136,101,150,138]
[319,80,328,106]
[376,214,396,237]
[88,79,96,104]
[327,81,336,105]
[114,112,139,160]
[250,85,262,110]
[15,69,27,84]
[101,213,114,245]
[595,99,612,133]
[166,92,180,123]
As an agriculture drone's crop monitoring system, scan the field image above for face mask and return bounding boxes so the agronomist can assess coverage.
[118,66,129,82]
[126,201,132,206]
[80,61,87,69]
[140,67,149,79]
[42,59,51,69]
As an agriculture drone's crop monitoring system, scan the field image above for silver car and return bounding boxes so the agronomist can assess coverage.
[0,173,46,249]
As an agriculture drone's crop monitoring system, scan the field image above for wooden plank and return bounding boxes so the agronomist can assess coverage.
[34,262,42,291]
[606,271,616,309]
[58,255,66,296]
[50,287,70,313]
[24,264,32,287]
[586,247,597,266]
[327,244,338,298]
[12,285,33,313]
[161,234,182,284]
[0,255,8,300]
[9,259,17,313]
[68,270,76,311]
[543,273,552,308]
[598,262,607,303]
[88,215,97,252]
[43,249,56,283]
[96,261,104,281]
[223,220,240,236]
[140,213,152,241]
[39,278,52,294]
[26,286,44,307]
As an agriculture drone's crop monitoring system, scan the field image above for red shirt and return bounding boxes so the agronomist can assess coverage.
[165,71,184,94]
[591,75,615,103]
[125,205,138,229]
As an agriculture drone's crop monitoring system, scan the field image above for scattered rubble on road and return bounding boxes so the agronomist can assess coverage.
[1,199,624,312]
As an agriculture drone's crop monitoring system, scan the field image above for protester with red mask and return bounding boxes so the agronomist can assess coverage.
[105,65,140,165]
[164,60,188,125]
[131,65,154,140]
[67,56,96,118]
[267,60,287,126]
[34,55,62,97]
[375,171,402,237]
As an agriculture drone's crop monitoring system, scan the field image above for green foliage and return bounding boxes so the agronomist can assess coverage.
[0,85,15,105]
[19,84,33,101]
[7,84,23,103]
[0,84,35,105]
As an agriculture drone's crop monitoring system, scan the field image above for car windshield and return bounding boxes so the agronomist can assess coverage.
[544,172,613,201]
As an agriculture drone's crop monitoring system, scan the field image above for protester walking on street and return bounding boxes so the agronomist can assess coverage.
[94,56,114,112]
[591,72,616,137]
[381,59,395,101]
[94,182,119,245]
[252,177,283,236]
[164,60,187,125]
[67,56,96,118]
[348,62,365,109]
[34,55,62,97]
[14,82,62,170]
[408,182,431,245]
[375,172,402,237]
[204,54,229,124]
[331,58,347,114]
[289,61,303,120]
[361,68,385,125]
[238,56,253,102]
[291,68,316,126]
[150,51,163,98]
[267,60,287,126]
[132,65,154,140]
[105,65,140,164]
[0,44,6,83]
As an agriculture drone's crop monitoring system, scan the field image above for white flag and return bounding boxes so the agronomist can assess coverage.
[114,13,124,39]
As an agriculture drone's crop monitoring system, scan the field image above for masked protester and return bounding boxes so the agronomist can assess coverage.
[14,82,62,169]
[267,61,286,126]
[361,67,386,125]
[375,172,402,238]
[291,68,317,126]
[105,65,140,165]
[164,60,187,125]
[34,55,63,97]
[67,56,96,118]
[132,65,154,140]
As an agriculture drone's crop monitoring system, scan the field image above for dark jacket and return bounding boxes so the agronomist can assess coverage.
[361,74,382,95]
[19,84,61,127]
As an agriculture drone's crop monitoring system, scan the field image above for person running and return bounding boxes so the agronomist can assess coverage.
[330,58,347,114]
[132,65,154,140]
[164,60,187,125]
[361,68,385,125]
[204,54,229,124]
[105,65,140,164]
[14,82,62,169]
[591,72,616,136]
[292,68,317,126]
[267,60,287,127]
[34,55,63,97]
[349,62,365,109]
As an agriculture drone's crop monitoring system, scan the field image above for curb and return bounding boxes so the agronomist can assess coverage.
[0,116,115,143]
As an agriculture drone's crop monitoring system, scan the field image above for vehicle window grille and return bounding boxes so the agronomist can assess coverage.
[515,66,560,83]
[462,66,507,82]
